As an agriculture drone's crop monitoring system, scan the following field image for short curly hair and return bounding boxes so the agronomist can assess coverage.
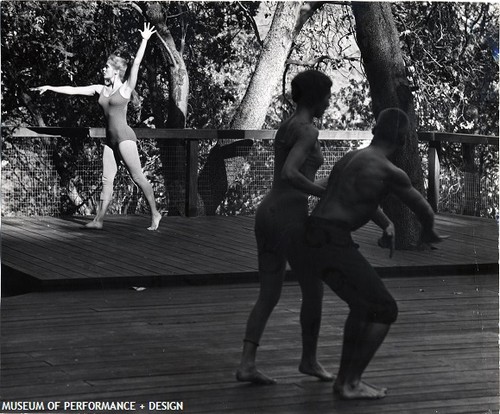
[291,70,332,107]
[372,108,410,147]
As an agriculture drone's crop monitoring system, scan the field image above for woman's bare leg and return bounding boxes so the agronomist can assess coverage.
[236,252,286,385]
[85,145,116,229]
[118,140,162,230]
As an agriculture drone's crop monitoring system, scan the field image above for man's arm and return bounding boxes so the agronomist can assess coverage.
[389,167,445,244]
[371,206,392,230]
[314,176,329,190]
[372,206,395,257]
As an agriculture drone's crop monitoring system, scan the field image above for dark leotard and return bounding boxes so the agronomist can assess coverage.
[98,88,137,149]
[254,125,323,271]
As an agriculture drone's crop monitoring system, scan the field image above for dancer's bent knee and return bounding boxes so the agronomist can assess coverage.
[351,299,398,325]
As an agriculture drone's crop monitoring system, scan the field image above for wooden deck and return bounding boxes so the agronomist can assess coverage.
[1,273,498,413]
[0,214,498,413]
[1,213,498,293]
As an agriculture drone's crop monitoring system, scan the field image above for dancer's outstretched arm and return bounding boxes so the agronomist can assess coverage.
[31,84,103,96]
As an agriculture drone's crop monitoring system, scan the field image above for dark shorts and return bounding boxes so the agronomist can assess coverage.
[288,216,398,324]
[254,191,308,273]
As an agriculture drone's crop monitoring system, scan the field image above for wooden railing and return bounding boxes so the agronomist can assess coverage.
[418,132,499,212]
[5,126,499,217]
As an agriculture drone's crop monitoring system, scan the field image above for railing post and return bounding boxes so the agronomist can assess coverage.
[185,139,199,217]
[427,133,440,212]
[462,142,479,216]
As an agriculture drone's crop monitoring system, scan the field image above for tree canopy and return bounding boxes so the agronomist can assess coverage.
[2,1,497,133]
[1,1,498,220]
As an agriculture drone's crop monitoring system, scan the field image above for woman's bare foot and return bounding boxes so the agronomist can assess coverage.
[236,366,277,385]
[148,212,162,231]
[334,380,387,400]
[299,361,333,381]
[84,220,103,230]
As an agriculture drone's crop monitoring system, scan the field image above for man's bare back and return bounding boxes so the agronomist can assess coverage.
[313,146,403,230]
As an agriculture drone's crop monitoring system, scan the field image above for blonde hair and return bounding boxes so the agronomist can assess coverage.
[107,52,140,108]
[108,54,129,82]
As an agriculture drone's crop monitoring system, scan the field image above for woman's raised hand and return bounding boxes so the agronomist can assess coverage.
[139,22,156,40]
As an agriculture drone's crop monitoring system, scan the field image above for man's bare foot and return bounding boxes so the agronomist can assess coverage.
[84,220,103,230]
[148,212,162,231]
[236,367,277,385]
[334,380,387,400]
[299,361,333,382]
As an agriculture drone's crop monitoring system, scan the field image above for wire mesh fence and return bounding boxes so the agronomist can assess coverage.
[437,153,498,219]
[2,138,61,216]
[2,134,498,219]
[419,141,499,220]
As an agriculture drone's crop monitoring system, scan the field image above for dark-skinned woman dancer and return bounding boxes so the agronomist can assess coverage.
[236,70,333,385]
[33,23,161,231]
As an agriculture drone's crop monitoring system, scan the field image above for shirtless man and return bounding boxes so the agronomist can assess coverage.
[288,107,446,400]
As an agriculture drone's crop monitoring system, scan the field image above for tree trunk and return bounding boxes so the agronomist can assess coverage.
[352,2,425,249]
[194,2,318,215]
[147,2,190,216]
[230,1,324,129]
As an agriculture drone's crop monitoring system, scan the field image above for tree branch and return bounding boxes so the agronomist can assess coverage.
[178,3,187,56]
[155,31,178,68]
[128,1,144,16]
[294,1,326,33]
[19,89,45,126]
[237,1,263,46]
[286,54,334,67]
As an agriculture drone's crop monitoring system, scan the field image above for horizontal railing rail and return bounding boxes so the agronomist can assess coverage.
[8,126,374,141]
[418,131,499,146]
[3,126,498,218]
[10,126,498,143]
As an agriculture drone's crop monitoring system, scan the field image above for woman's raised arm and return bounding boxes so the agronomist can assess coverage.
[124,22,156,93]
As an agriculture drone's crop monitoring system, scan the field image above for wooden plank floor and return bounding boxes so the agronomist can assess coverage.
[1,273,498,413]
[1,213,498,292]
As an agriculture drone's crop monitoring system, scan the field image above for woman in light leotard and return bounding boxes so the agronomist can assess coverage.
[32,23,161,231]
[236,70,333,385]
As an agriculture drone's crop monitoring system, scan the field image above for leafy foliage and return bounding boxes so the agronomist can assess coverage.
[394,2,499,135]
[393,2,499,218]
[1,1,497,218]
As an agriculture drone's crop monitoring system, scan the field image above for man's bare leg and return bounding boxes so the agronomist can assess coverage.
[334,380,387,400]
[333,313,390,399]
[297,273,333,381]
